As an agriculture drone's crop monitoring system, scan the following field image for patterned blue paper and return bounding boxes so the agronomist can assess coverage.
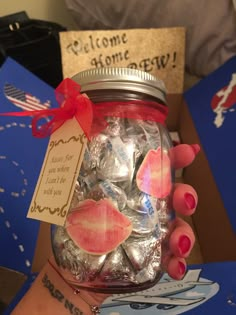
[0,58,57,274]
[100,262,236,315]
[184,56,236,233]
[4,262,236,315]
[1,59,236,315]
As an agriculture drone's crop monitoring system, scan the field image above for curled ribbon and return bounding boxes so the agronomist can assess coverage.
[0,78,168,139]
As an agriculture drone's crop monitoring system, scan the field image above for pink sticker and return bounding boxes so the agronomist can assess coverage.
[66,199,132,255]
[136,147,172,198]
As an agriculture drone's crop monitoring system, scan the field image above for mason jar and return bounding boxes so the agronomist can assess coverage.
[51,67,174,293]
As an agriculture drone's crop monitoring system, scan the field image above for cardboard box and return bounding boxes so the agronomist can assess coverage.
[181,57,236,262]
[14,76,236,272]
[1,57,236,314]
[33,84,236,271]
[169,96,236,263]
[28,91,236,315]
[179,103,236,262]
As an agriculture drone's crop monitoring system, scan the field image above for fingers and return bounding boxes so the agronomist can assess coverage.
[168,217,195,259]
[164,143,200,280]
[171,144,199,215]
[172,183,198,216]
[165,187,197,279]
[170,144,200,169]
[165,257,187,280]
[164,217,195,280]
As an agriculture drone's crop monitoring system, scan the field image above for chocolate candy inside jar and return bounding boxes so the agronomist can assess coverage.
[51,67,174,293]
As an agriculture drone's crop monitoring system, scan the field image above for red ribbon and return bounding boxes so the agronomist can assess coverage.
[0,78,168,139]
[92,101,168,124]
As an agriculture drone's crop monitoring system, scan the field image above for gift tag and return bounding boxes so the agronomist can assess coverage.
[27,117,87,226]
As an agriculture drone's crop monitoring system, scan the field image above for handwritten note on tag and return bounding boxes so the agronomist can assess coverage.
[27,117,87,226]
[60,27,185,93]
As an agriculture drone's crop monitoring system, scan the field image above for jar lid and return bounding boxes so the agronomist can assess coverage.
[72,67,166,104]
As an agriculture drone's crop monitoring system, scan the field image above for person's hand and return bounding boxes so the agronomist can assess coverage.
[164,144,200,280]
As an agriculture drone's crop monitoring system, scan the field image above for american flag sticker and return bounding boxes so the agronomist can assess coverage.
[4,83,51,111]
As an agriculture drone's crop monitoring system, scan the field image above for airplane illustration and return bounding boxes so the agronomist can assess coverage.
[211,73,236,128]
[101,269,214,311]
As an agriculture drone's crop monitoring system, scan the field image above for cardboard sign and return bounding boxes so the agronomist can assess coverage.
[27,117,87,226]
[59,28,185,93]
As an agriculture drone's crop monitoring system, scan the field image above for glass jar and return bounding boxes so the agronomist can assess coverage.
[51,67,174,293]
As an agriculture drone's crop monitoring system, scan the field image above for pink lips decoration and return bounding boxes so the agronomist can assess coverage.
[136,147,172,198]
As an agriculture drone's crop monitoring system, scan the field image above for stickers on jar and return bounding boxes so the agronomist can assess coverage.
[136,147,172,198]
[65,198,132,255]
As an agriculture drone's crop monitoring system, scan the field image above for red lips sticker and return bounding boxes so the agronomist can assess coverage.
[136,147,172,198]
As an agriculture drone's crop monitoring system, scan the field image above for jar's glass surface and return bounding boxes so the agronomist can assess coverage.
[51,70,174,294]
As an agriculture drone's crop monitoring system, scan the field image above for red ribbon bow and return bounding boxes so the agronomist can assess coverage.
[33,78,94,139]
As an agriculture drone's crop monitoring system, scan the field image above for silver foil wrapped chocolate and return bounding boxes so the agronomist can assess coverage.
[86,180,127,210]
